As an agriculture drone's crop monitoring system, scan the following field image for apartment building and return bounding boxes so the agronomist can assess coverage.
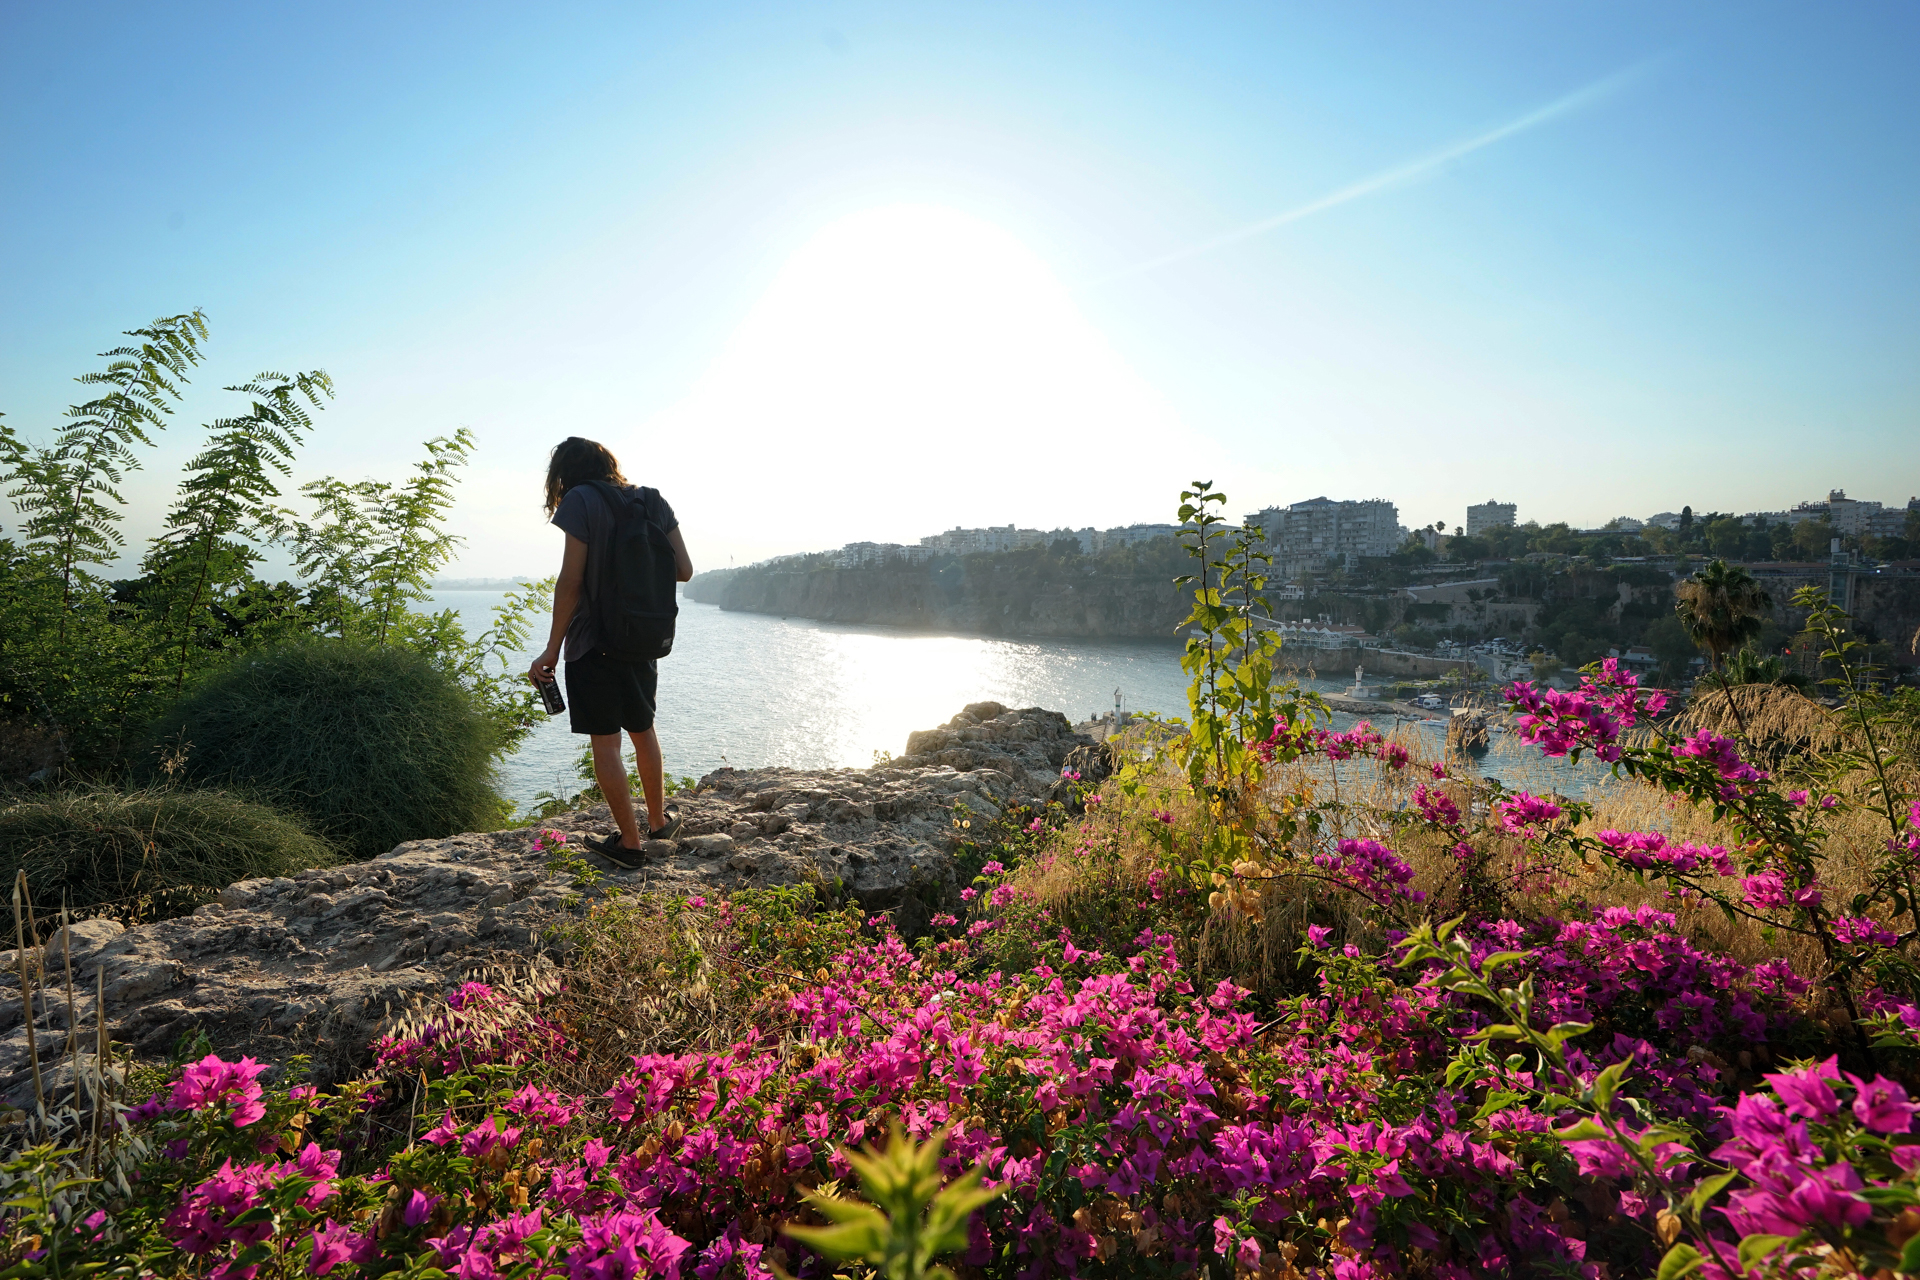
[1465,500,1516,536]
[1248,497,1403,578]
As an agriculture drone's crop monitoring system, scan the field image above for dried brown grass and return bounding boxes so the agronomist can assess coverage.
[374,895,801,1104]
[1012,710,1914,999]
[544,896,797,1095]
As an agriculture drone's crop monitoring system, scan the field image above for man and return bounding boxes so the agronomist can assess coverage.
[528,436,693,866]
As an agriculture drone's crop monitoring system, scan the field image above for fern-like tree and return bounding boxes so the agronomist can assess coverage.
[1,315,213,763]
[4,312,548,778]
[1675,558,1773,671]
[282,428,474,644]
[1,313,207,640]
[278,428,549,754]
[142,372,333,691]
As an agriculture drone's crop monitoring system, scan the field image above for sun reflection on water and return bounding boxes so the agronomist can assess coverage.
[428,593,1608,810]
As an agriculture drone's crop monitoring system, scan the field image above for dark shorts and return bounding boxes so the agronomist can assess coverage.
[564,651,657,736]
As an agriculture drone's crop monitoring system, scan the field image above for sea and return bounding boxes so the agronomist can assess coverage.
[427,590,1603,813]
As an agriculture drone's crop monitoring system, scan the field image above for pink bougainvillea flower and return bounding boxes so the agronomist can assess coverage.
[403,1190,442,1228]
[1742,873,1789,910]
[169,1054,270,1127]
[1495,792,1562,834]
[1847,1073,1919,1134]
[306,1219,375,1276]
[1764,1057,1843,1120]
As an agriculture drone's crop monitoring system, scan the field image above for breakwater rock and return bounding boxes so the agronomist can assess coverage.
[0,704,1106,1102]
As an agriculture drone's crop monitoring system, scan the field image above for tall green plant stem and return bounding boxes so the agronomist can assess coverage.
[1800,590,1912,844]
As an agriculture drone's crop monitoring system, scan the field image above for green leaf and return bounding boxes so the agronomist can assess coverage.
[1687,1170,1738,1216]
[1655,1242,1703,1280]
[1553,1119,1609,1142]
[1544,1020,1593,1046]
[1739,1234,1793,1271]
[783,1215,888,1259]
[1593,1061,1631,1111]
[1473,1090,1528,1122]
[1900,1230,1920,1275]
[1636,1125,1696,1153]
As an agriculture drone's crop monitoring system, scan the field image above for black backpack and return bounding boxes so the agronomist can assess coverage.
[582,481,678,661]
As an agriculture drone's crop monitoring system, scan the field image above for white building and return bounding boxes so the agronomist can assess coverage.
[1823,489,1910,537]
[918,525,1049,556]
[1866,502,1917,538]
[1466,500,1517,537]
[832,542,933,568]
[1102,522,1180,549]
[1250,497,1402,578]
[1275,618,1377,648]
[1776,490,1918,535]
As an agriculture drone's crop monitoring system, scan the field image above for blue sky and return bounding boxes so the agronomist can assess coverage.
[3,1,1916,574]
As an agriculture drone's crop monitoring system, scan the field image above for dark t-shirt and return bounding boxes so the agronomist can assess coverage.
[551,483,678,661]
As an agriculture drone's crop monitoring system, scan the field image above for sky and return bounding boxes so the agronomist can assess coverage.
[2,1,1917,576]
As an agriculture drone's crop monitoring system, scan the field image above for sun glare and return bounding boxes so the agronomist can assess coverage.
[645,205,1195,553]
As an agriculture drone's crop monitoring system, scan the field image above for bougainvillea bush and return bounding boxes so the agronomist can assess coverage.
[6,485,1920,1280]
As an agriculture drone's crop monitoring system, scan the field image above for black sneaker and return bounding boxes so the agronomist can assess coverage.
[588,832,647,869]
[648,809,684,842]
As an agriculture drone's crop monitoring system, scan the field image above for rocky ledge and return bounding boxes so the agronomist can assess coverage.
[0,704,1108,1105]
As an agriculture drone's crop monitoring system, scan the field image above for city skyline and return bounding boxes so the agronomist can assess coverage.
[698,481,1919,580]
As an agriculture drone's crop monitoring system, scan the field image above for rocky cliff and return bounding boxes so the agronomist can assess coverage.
[0,704,1110,1103]
[691,561,1190,638]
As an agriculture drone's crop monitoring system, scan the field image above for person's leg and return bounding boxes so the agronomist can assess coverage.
[589,732,643,850]
[630,727,666,833]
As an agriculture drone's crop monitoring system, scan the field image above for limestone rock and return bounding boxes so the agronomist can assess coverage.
[43,918,123,970]
[0,704,1097,1106]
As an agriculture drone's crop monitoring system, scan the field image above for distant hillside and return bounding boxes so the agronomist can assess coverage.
[686,541,1192,638]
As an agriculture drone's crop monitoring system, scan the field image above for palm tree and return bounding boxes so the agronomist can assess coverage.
[1675,559,1773,671]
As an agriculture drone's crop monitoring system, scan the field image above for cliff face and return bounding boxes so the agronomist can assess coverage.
[700,563,1190,638]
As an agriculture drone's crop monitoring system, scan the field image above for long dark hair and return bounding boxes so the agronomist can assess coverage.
[543,437,627,516]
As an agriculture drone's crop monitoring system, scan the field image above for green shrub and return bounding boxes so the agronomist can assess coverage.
[142,641,506,859]
[0,785,337,919]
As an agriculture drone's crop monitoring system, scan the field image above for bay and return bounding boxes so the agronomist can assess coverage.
[427,591,1604,811]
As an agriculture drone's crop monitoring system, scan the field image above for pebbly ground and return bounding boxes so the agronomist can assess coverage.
[0,704,1110,1105]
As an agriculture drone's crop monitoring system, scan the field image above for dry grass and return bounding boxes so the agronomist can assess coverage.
[550,899,772,1086]
[1008,709,1915,1002]
[372,898,795,1109]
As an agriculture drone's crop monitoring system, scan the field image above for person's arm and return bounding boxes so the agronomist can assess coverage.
[529,533,589,684]
[668,527,693,583]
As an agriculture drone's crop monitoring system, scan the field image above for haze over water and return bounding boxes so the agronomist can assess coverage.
[431,591,1603,812]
